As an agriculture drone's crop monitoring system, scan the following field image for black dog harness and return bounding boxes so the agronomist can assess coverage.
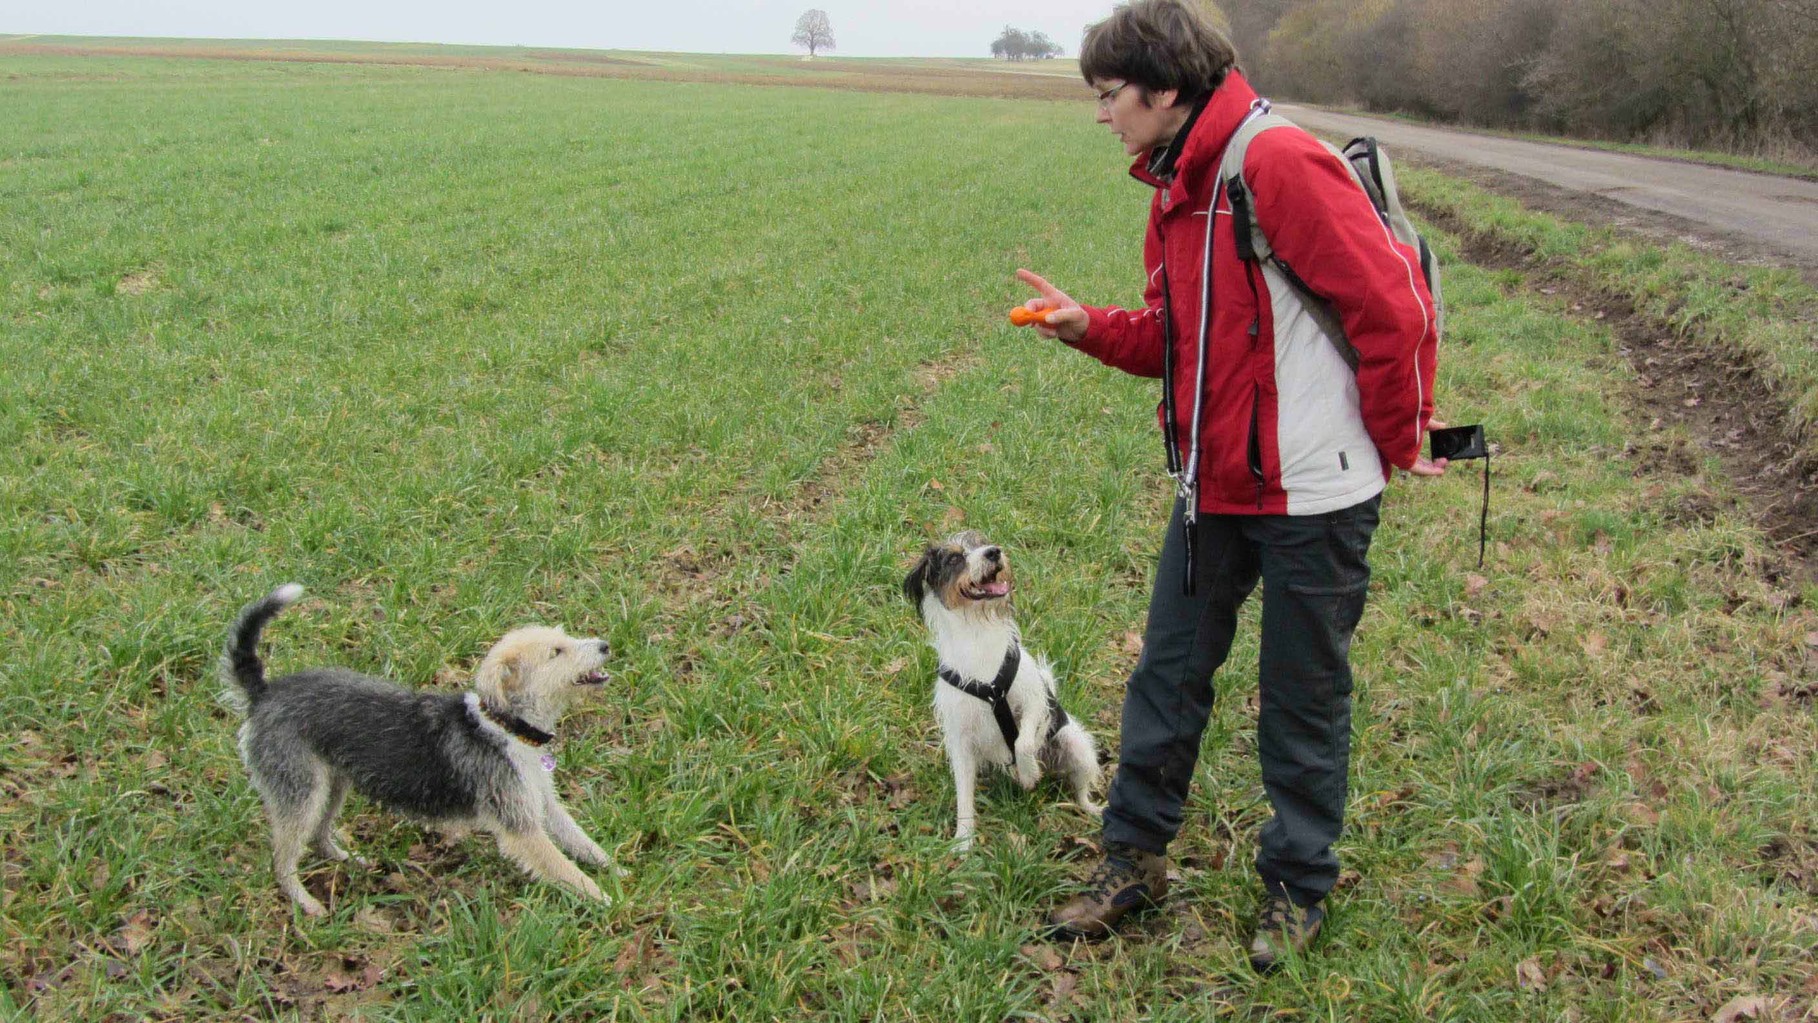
[939,644,1069,768]
[940,645,1023,767]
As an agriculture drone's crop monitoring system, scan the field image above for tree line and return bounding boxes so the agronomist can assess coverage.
[1214,0,1817,157]
[991,26,1063,60]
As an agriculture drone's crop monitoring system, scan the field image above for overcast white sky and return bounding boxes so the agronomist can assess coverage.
[1,1,1120,59]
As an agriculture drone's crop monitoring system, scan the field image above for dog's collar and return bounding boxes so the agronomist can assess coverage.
[939,644,1023,766]
[479,702,555,748]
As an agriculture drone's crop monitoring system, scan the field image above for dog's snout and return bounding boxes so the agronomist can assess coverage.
[982,547,1002,564]
[594,640,610,654]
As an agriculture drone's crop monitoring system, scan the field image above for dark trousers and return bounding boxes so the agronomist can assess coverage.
[1102,495,1380,907]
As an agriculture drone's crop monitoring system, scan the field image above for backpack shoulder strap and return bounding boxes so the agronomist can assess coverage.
[1216,109,1299,265]
[1219,106,1362,371]
[1342,137,1446,335]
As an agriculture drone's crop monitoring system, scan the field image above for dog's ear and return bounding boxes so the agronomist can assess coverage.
[473,648,526,702]
[902,546,935,607]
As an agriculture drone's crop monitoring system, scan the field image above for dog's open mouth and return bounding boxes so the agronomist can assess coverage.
[575,669,611,686]
[962,578,1010,601]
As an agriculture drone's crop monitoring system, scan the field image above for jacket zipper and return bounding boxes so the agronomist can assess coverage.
[1242,259,1262,348]
[1248,382,1265,509]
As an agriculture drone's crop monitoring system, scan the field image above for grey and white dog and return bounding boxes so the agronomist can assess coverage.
[221,584,616,915]
[904,532,1102,851]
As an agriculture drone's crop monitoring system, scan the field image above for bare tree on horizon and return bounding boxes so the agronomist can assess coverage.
[792,9,835,58]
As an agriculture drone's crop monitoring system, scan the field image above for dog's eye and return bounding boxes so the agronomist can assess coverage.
[551,647,566,659]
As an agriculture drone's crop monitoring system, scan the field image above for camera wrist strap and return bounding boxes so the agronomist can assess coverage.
[1476,450,1489,569]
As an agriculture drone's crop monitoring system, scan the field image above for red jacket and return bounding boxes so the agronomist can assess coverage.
[1072,73,1438,516]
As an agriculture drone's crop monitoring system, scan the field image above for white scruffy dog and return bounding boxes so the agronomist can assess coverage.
[903,532,1102,851]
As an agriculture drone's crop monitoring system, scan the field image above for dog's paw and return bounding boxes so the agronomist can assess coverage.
[320,843,374,869]
[296,896,328,918]
[574,845,615,870]
[580,849,629,878]
[1015,768,1040,792]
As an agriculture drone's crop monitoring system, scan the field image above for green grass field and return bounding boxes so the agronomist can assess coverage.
[3,50,1815,1022]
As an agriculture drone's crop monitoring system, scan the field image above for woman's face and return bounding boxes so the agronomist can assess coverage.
[1094,79,1183,156]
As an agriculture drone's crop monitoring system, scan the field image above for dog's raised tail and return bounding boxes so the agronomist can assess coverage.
[220,583,304,711]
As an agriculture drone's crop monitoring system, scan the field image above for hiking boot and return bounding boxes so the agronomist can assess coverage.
[1047,842,1169,941]
[1248,892,1325,973]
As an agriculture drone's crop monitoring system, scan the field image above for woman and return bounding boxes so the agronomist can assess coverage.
[1017,0,1445,972]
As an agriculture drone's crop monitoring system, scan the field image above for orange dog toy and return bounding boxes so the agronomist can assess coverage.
[1009,307,1057,327]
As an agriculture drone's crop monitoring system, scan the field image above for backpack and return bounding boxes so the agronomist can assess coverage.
[1216,101,1444,367]
[1159,101,1462,593]
[1214,102,1487,569]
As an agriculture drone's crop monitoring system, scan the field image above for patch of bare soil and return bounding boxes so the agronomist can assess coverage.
[1415,200,1818,583]
[519,50,654,67]
[115,268,159,295]
[777,352,980,523]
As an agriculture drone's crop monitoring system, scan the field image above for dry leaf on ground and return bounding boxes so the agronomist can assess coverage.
[1711,994,1769,1023]
[1516,956,1548,991]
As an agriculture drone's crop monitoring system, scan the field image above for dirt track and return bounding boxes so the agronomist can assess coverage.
[1275,104,1818,579]
[1277,103,1818,284]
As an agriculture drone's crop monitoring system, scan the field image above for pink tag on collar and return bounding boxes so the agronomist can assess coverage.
[540,753,557,772]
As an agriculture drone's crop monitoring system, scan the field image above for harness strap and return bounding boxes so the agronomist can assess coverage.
[1045,693,1069,743]
[938,644,1023,766]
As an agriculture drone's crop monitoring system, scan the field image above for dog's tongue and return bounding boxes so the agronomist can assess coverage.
[981,580,1010,597]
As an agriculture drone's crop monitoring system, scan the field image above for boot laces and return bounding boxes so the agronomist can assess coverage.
[1259,895,1300,936]
[1084,849,1140,899]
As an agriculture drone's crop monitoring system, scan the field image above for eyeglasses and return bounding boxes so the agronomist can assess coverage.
[1094,82,1130,109]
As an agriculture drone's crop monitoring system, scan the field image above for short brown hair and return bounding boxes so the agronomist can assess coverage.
[1079,0,1237,104]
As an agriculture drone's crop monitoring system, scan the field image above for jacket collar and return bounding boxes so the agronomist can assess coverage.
[1128,71,1262,204]
[1144,95,1208,181]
